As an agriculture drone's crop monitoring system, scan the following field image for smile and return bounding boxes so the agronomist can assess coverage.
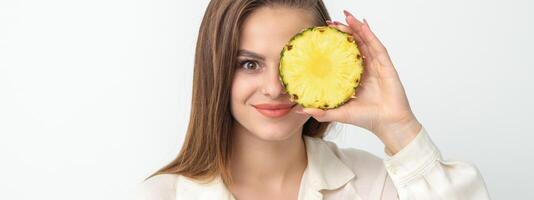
[253,103,296,118]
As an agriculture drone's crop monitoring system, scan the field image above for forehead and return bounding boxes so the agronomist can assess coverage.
[239,6,316,58]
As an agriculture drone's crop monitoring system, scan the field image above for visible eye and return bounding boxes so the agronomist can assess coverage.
[238,60,261,71]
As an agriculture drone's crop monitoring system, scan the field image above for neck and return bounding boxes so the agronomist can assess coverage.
[229,123,308,187]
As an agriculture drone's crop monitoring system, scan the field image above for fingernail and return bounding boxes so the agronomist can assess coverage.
[326,20,332,24]
[343,10,352,17]
[333,21,340,25]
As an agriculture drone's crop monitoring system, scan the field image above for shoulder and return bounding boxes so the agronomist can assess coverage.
[136,174,178,200]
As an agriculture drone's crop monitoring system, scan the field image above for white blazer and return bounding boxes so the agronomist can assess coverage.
[137,126,491,199]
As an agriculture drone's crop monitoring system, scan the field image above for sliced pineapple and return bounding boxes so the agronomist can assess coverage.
[279,26,364,109]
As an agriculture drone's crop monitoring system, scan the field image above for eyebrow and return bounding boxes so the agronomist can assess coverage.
[238,49,265,61]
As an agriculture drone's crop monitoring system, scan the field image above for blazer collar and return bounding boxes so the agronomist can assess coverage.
[176,136,357,199]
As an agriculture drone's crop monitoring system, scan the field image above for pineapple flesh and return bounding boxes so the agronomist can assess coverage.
[279,26,364,109]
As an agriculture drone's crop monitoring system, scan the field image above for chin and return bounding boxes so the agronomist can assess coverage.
[251,127,299,141]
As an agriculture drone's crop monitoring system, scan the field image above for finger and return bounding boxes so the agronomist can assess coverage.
[329,20,371,66]
[361,19,391,60]
[359,18,388,55]
[339,12,374,64]
[345,19,373,58]
[302,107,348,123]
[342,10,367,42]
[343,10,365,26]
[343,11,386,56]
[293,104,308,115]
[329,21,370,57]
[302,108,329,122]
[329,21,352,34]
[328,21,365,47]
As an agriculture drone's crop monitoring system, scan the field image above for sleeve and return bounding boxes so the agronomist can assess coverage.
[382,126,491,200]
[135,174,177,200]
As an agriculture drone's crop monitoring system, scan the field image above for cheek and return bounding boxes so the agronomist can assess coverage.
[231,73,258,108]
[230,73,312,138]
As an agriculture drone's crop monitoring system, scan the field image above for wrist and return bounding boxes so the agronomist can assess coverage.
[376,118,422,156]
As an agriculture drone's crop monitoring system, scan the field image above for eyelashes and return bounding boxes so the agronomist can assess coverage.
[237,59,262,72]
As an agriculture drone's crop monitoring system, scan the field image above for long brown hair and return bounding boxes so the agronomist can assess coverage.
[148,0,333,187]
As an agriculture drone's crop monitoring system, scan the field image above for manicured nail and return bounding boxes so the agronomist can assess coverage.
[333,21,340,25]
[343,10,352,17]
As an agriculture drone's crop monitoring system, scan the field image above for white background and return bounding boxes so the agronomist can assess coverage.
[1,0,532,199]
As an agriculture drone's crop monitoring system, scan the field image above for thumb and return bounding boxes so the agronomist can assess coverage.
[303,108,345,122]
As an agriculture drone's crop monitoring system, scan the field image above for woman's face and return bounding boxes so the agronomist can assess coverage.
[231,6,317,141]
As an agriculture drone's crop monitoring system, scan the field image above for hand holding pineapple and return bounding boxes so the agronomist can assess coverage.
[299,11,422,155]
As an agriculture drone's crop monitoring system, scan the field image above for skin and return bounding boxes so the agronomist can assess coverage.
[305,11,422,156]
[229,6,313,200]
[229,6,422,200]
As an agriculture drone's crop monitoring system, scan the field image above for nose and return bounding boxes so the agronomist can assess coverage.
[260,63,287,98]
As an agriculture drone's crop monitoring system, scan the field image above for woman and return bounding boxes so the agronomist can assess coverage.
[138,0,490,199]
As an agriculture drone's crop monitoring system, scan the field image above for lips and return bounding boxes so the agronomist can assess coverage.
[253,103,296,118]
